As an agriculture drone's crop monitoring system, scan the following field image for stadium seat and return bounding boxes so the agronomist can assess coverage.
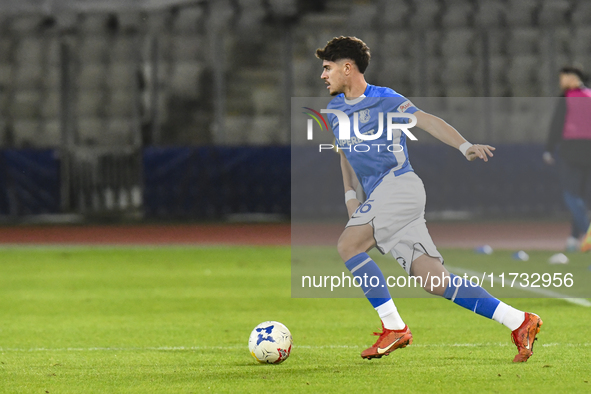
[0,63,12,88]
[42,65,60,90]
[41,91,60,119]
[77,117,103,145]
[15,64,43,90]
[377,58,411,90]
[78,13,110,34]
[409,1,442,28]
[117,12,142,32]
[424,30,443,58]
[441,56,475,86]
[12,119,41,147]
[172,5,205,34]
[441,0,474,28]
[0,38,13,62]
[441,28,475,56]
[248,115,282,145]
[552,27,573,57]
[485,29,508,55]
[109,35,138,62]
[505,0,539,26]
[12,90,42,118]
[443,98,480,137]
[106,118,135,145]
[145,12,169,34]
[268,0,297,18]
[539,0,572,26]
[107,62,137,90]
[78,63,107,89]
[40,118,61,147]
[488,55,510,96]
[15,37,43,65]
[252,86,281,115]
[474,0,505,27]
[79,36,109,63]
[571,1,591,26]
[573,27,591,59]
[44,36,61,66]
[381,30,413,59]
[106,90,135,118]
[169,61,204,97]
[293,57,317,88]
[377,0,411,27]
[445,84,477,97]
[77,90,104,117]
[348,3,378,28]
[236,0,266,31]
[507,27,541,55]
[507,55,540,90]
[506,98,540,142]
[171,36,206,62]
[224,115,252,145]
[9,15,44,33]
[426,57,444,86]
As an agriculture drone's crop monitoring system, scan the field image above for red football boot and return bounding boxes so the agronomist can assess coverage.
[511,312,543,362]
[361,323,413,359]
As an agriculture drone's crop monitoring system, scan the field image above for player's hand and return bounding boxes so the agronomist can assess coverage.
[465,144,495,162]
[542,151,555,165]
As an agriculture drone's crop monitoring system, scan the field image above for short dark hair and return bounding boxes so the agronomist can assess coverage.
[559,65,585,81]
[315,36,371,74]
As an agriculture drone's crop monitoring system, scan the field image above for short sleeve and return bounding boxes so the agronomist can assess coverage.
[396,99,419,114]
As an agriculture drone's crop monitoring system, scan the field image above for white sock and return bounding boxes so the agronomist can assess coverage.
[376,299,406,330]
[492,301,525,331]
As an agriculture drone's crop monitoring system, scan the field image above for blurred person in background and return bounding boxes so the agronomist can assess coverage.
[543,66,591,252]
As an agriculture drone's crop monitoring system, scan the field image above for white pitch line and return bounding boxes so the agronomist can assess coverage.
[447,266,591,307]
[1,343,589,352]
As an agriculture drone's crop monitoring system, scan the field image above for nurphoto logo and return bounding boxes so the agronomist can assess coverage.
[302,107,418,153]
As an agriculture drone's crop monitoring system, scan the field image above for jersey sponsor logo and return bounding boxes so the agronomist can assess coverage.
[398,100,413,113]
[359,109,371,123]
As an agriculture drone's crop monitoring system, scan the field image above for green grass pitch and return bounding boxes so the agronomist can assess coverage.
[0,246,590,393]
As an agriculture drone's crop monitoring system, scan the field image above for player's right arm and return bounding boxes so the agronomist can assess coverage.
[340,150,361,218]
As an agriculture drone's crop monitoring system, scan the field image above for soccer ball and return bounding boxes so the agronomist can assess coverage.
[248,321,292,364]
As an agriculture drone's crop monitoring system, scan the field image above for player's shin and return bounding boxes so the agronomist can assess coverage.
[345,252,405,330]
[443,273,525,330]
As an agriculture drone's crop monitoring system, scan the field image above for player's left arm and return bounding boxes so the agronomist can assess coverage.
[414,110,495,162]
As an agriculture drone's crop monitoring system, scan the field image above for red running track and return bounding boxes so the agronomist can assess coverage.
[0,221,572,250]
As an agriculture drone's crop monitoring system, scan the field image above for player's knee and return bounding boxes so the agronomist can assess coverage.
[336,236,355,261]
[337,234,363,261]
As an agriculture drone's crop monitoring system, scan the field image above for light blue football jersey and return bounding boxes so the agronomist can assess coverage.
[326,84,419,197]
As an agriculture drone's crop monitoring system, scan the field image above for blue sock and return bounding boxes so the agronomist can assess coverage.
[443,273,500,319]
[345,252,391,308]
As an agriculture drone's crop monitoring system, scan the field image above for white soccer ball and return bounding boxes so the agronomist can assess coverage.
[248,321,292,364]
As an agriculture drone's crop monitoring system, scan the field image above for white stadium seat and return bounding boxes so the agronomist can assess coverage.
[77,90,104,117]
[12,90,42,118]
[41,91,60,119]
[474,0,507,28]
[507,27,541,55]
[441,28,475,56]
[442,0,474,28]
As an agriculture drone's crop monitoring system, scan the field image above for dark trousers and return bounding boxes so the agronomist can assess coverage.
[560,160,591,238]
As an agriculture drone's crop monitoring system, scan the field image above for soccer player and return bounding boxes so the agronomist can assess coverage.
[315,36,542,362]
[543,66,591,252]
